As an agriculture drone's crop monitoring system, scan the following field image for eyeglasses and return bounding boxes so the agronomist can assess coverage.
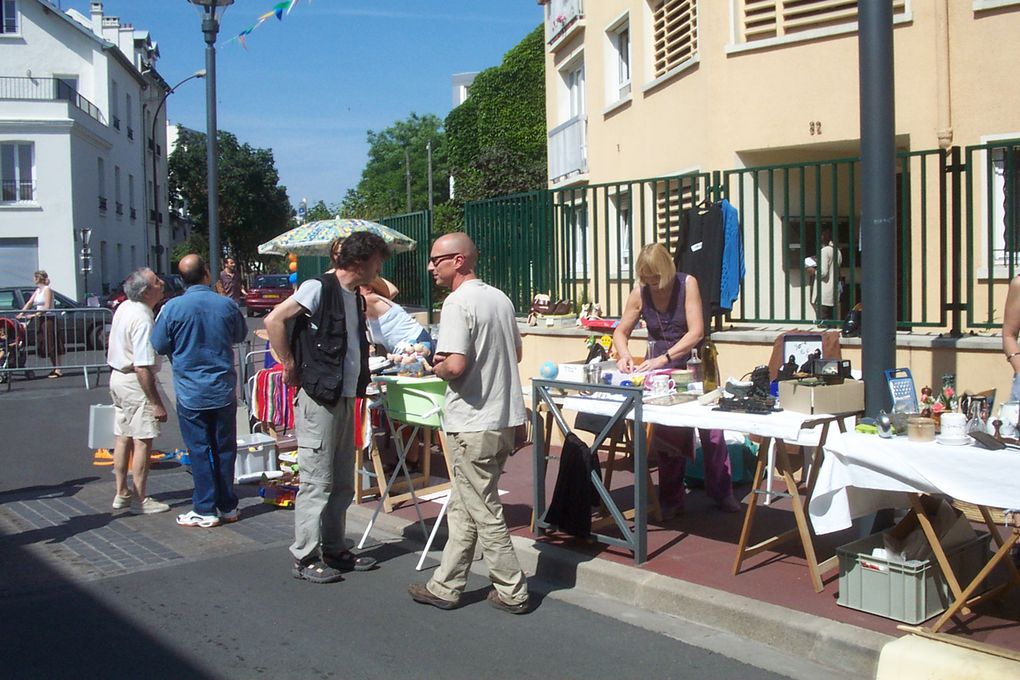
[428,252,461,267]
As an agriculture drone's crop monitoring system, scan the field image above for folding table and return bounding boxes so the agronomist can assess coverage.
[538,378,845,583]
[357,376,454,571]
[811,430,1020,631]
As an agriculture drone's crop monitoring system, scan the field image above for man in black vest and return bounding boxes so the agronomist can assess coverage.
[264,232,389,583]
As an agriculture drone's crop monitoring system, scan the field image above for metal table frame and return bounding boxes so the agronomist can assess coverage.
[531,379,649,564]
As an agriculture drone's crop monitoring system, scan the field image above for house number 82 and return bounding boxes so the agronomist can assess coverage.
[809,121,823,136]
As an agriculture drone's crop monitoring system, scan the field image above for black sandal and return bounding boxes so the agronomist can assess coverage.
[292,559,344,584]
[323,550,378,572]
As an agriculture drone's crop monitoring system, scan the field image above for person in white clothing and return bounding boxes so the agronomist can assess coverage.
[106,268,170,515]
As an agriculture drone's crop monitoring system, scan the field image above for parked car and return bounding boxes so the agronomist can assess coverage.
[102,274,181,315]
[0,286,109,350]
[244,274,294,317]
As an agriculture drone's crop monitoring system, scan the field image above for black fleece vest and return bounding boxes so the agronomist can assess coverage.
[290,273,370,406]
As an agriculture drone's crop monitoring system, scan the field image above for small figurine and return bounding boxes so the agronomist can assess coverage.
[388,341,433,377]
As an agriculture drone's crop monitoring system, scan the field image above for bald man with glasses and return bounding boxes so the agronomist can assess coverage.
[408,232,530,615]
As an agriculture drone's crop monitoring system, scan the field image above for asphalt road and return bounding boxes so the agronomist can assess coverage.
[0,315,793,680]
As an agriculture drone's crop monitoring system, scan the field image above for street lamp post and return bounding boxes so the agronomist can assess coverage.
[79,227,93,301]
[150,69,206,275]
[189,0,233,284]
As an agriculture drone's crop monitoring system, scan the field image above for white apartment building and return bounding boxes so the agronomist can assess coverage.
[0,0,172,297]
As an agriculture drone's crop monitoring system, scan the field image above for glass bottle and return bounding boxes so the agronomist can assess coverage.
[702,340,719,392]
[687,348,703,384]
[965,396,986,435]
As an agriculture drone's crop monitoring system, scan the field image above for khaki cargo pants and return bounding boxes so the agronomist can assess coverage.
[427,428,528,605]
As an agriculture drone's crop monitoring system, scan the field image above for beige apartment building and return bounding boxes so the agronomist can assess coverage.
[527,0,1020,400]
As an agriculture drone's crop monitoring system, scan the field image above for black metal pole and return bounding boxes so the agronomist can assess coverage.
[202,8,221,283]
[858,0,897,417]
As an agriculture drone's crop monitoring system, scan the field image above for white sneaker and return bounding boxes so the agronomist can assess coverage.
[131,497,171,515]
[112,492,133,510]
[176,510,220,528]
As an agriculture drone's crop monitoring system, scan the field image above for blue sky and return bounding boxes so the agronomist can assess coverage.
[64,1,542,211]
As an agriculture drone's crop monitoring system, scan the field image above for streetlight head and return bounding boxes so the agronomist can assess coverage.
[194,69,207,78]
[188,0,234,6]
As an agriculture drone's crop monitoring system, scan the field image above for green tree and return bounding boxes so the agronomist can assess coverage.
[445,25,546,203]
[341,113,449,218]
[168,127,292,270]
[303,200,334,221]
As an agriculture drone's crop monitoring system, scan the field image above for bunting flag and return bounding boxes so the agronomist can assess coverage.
[221,0,309,49]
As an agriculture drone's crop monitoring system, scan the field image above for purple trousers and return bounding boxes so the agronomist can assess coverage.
[655,427,733,511]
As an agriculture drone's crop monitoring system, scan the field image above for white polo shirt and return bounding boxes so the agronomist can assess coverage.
[107,300,158,371]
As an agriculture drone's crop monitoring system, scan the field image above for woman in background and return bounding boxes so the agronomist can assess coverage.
[613,244,740,518]
[18,270,63,378]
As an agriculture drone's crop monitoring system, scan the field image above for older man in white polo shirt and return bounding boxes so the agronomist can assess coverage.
[107,268,170,514]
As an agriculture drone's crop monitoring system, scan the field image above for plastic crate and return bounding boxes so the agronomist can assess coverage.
[382,376,446,428]
[235,432,277,483]
[836,531,991,624]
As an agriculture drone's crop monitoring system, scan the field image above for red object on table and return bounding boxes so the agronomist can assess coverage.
[581,317,618,330]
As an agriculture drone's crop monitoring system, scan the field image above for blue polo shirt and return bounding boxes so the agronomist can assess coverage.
[151,284,247,410]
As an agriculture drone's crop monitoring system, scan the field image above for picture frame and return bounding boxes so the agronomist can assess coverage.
[782,333,824,373]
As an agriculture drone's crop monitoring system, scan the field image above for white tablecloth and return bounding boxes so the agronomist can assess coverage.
[560,395,833,446]
[809,430,1020,534]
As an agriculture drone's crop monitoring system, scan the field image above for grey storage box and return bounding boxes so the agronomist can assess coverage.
[235,432,277,483]
[836,531,991,624]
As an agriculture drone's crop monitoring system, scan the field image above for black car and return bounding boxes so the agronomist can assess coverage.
[0,286,110,350]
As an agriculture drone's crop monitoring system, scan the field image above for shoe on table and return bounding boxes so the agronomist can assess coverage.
[132,497,170,514]
[112,492,133,510]
[408,582,459,610]
[322,550,377,572]
[486,588,530,615]
[217,507,240,524]
[176,510,220,527]
[292,559,343,584]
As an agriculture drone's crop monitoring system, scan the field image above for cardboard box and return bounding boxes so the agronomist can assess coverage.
[778,379,864,415]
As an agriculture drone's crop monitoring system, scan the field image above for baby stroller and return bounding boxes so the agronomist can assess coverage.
[0,317,29,388]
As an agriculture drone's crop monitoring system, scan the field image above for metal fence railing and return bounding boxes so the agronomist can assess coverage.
[0,77,105,125]
[368,142,1020,334]
[0,308,112,391]
[377,210,433,313]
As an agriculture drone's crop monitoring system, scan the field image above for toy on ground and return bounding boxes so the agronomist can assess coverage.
[259,472,299,508]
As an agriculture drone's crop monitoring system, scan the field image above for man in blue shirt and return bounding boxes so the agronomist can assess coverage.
[152,254,247,528]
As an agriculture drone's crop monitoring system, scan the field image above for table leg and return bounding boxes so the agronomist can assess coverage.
[929,528,1020,632]
[908,494,968,612]
[776,440,827,593]
[733,438,770,575]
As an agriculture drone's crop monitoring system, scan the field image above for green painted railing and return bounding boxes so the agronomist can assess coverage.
[376,210,433,313]
[373,143,1019,333]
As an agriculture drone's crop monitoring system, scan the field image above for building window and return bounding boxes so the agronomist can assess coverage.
[990,145,1020,265]
[111,80,120,130]
[0,141,34,202]
[1,0,18,34]
[609,192,633,277]
[125,93,133,139]
[739,0,908,44]
[649,0,698,79]
[605,17,631,104]
[114,165,122,216]
[98,157,106,211]
[128,174,136,220]
[561,201,590,279]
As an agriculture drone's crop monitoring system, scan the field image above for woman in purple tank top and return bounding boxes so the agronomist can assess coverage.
[613,244,741,518]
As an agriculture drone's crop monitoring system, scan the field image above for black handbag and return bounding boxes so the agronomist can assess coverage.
[841,303,862,338]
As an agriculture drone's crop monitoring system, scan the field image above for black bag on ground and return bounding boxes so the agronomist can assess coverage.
[544,432,603,538]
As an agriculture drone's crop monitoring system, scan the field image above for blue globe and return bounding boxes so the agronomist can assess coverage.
[539,361,559,379]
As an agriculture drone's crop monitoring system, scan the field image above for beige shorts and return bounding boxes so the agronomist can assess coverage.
[109,370,160,440]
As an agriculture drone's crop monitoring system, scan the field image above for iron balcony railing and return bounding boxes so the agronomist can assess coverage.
[548,114,588,182]
[0,77,105,124]
[546,0,583,44]
[98,196,107,211]
[1,179,35,203]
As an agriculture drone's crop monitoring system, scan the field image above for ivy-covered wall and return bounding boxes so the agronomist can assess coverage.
[445,24,546,204]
